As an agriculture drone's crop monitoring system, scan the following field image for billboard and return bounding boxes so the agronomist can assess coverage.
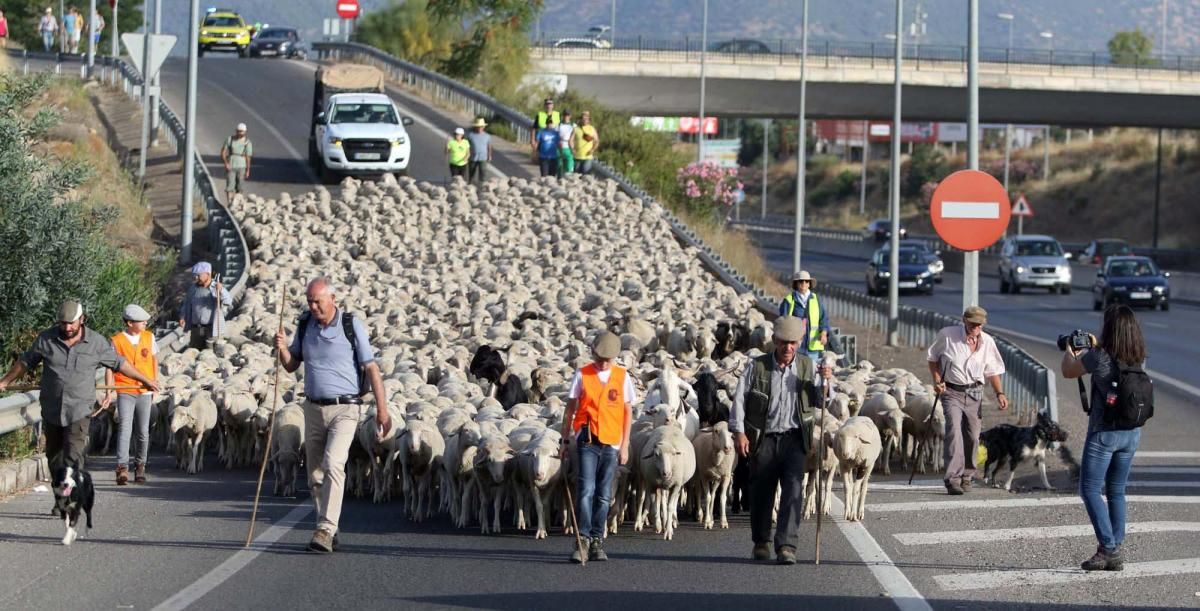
[632,116,718,135]
[702,139,741,168]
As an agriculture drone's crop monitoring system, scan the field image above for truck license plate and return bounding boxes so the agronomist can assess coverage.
[354,152,381,161]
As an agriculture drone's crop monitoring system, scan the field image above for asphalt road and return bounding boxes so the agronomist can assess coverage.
[3,57,1199,610]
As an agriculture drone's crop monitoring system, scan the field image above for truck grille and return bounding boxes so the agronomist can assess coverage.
[343,139,390,161]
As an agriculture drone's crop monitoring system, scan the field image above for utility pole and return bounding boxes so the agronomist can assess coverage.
[761,119,770,219]
[181,0,200,263]
[1043,126,1050,181]
[963,0,980,311]
[610,0,616,45]
[697,0,708,163]
[1153,128,1162,248]
[111,0,118,58]
[1162,0,1168,61]
[793,0,809,274]
[150,0,162,143]
[887,0,903,346]
[137,0,152,181]
[86,0,96,76]
[860,120,869,216]
[1002,124,1011,193]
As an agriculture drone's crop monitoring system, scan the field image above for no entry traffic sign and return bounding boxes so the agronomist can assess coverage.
[336,0,360,19]
[930,170,1011,251]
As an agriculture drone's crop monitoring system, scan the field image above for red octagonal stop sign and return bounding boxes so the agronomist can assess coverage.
[930,169,1011,252]
[336,0,360,19]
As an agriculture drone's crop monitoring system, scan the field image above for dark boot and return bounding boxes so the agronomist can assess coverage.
[945,479,964,495]
[133,463,147,483]
[752,543,771,561]
[1081,545,1115,571]
[115,465,129,486]
[1106,545,1124,571]
[589,537,608,562]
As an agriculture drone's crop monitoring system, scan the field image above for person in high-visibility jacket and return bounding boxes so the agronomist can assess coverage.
[102,304,159,485]
[778,270,830,368]
[529,98,561,158]
[560,331,634,563]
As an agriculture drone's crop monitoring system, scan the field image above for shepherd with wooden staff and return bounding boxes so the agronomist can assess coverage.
[273,277,391,554]
[730,316,833,566]
[178,262,231,351]
[0,301,159,495]
[247,285,285,547]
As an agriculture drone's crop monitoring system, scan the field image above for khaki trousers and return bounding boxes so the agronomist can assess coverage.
[303,400,359,534]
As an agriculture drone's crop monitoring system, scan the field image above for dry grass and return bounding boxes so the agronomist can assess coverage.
[677,210,789,299]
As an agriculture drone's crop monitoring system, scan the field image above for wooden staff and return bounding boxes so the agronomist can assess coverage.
[246,284,285,547]
[4,384,146,393]
[815,367,829,565]
[563,478,587,566]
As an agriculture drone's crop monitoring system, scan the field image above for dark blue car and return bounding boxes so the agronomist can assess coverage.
[866,247,935,296]
[1093,256,1170,311]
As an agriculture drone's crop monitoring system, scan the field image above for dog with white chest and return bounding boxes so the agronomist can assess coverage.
[52,464,95,546]
[980,413,1069,491]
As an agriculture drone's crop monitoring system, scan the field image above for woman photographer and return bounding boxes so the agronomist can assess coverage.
[1060,304,1148,572]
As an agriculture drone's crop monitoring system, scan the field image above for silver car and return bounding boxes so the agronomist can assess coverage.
[998,234,1073,294]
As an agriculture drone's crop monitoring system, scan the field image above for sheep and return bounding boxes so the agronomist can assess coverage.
[170,392,218,475]
[900,387,945,474]
[859,390,905,475]
[270,404,305,497]
[514,429,563,539]
[833,416,883,522]
[802,413,842,519]
[636,424,696,540]
[397,418,444,521]
[473,433,515,535]
[690,422,735,529]
[358,403,405,503]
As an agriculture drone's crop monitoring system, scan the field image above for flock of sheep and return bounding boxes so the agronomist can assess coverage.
[146,174,946,539]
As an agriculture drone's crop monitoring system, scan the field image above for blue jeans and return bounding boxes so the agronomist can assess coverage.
[1079,428,1141,550]
[42,31,54,52]
[576,436,618,541]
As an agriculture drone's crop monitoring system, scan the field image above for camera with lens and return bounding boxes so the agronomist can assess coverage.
[1057,329,1092,352]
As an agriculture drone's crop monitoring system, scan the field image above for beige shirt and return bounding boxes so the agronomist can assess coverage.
[926,324,1005,386]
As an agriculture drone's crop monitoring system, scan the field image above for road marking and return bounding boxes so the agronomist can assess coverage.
[856,482,945,491]
[934,557,1200,591]
[1128,480,1200,488]
[894,521,1200,546]
[200,76,321,185]
[828,496,932,611]
[151,503,312,611]
[1134,466,1200,475]
[941,201,1000,219]
[1137,451,1200,459]
[870,495,1200,513]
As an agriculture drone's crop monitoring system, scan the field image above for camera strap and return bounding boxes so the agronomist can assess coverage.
[1077,378,1089,413]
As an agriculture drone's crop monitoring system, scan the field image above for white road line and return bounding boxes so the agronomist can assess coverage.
[859,483,945,491]
[1137,451,1200,459]
[871,495,1200,513]
[1134,466,1200,475]
[1128,480,1200,488]
[941,201,1000,219]
[151,503,312,611]
[828,496,932,611]
[934,557,1200,591]
[894,521,1200,546]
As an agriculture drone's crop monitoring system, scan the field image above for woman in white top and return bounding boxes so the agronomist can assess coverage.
[556,110,577,177]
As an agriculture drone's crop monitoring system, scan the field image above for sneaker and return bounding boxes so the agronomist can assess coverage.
[570,538,590,564]
[115,465,129,486]
[589,538,608,562]
[1081,545,1113,571]
[307,528,335,553]
[752,543,771,561]
[133,464,147,483]
[776,546,797,565]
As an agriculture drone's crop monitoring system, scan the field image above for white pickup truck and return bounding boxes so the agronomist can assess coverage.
[308,64,414,183]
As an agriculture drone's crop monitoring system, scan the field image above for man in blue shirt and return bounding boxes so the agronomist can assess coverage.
[778,270,830,370]
[537,118,560,177]
[274,277,391,553]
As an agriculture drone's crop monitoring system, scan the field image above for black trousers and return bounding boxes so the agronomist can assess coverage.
[468,160,488,184]
[750,430,807,551]
[45,417,90,470]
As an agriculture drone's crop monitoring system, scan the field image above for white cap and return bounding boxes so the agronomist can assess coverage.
[454,127,465,135]
[122,304,151,322]
[191,261,213,275]
[236,122,247,131]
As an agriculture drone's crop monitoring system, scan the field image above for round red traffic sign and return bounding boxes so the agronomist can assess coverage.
[336,0,360,19]
[929,169,1011,251]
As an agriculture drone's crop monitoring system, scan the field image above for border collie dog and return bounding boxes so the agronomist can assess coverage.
[980,413,1069,491]
[52,464,95,546]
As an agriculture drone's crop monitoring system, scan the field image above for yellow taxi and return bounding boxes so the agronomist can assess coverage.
[198,8,252,57]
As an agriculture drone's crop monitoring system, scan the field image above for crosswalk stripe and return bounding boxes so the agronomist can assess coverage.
[934,557,1200,591]
[1133,466,1200,475]
[1127,480,1200,488]
[894,521,1200,546]
[1135,451,1200,459]
[870,495,1200,512]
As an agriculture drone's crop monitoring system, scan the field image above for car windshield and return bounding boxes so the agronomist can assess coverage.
[1108,260,1159,277]
[203,15,243,27]
[1015,240,1062,257]
[1100,242,1132,255]
[331,103,397,124]
[898,250,925,265]
[257,29,292,39]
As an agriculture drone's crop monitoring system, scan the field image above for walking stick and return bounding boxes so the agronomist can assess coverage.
[563,477,587,566]
[815,369,829,565]
[246,285,285,547]
[5,384,145,393]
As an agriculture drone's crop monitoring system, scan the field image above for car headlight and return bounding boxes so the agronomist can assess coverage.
[327,136,341,147]
[1154,286,1165,293]
[392,137,406,146]
[201,30,210,36]
[918,271,932,279]
[878,271,891,278]
[1015,266,1025,274]
[1113,286,1127,292]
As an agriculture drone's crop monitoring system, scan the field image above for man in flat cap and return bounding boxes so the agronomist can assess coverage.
[927,305,1008,495]
[561,331,634,563]
[102,304,159,484]
[730,316,833,565]
[179,261,231,350]
[0,301,159,476]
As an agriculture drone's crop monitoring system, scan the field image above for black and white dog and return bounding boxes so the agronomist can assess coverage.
[980,413,1069,491]
[52,464,95,546]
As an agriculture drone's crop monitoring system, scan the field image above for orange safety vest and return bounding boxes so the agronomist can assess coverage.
[572,364,629,445]
[112,330,156,394]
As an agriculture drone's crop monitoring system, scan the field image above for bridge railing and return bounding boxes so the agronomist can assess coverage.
[0,51,250,437]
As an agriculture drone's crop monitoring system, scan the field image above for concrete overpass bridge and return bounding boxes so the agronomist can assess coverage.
[529,43,1200,128]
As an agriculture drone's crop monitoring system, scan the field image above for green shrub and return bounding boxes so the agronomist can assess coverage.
[0,427,35,461]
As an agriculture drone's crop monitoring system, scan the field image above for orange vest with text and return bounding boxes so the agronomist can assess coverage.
[572,364,629,445]
[112,331,156,394]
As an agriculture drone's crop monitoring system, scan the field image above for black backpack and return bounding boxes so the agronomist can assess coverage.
[295,310,369,397]
[1103,361,1153,430]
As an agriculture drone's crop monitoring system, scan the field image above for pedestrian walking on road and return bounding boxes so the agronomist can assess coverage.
[87,8,103,47]
[62,6,79,54]
[729,316,832,565]
[274,277,391,553]
[1060,304,1149,572]
[778,270,830,377]
[178,262,232,350]
[446,127,469,179]
[530,97,560,159]
[556,110,576,177]
[102,304,158,485]
[221,123,253,204]
[926,306,1008,495]
[466,117,492,185]
[536,118,560,178]
[38,7,56,53]
[0,301,159,476]
[560,332,634,563]
[574,111,599,175]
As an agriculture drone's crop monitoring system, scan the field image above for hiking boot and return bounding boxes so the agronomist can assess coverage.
[115,465,129,486]
[960,477,972,492]
[1081,545,1118,571]
[133,464,147,483]
[570,538,590,564]
[1106,546,1124,571]
[776,546,798,565]
[307,528,335,553]
[945,479,964,496]
[589,538,608,562]
[752,543,771,561]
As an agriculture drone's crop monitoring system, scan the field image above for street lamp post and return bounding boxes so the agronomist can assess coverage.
[697,0,708,164]
[793,0,809,274]
[611,0,616,45]
[963,0,981,311]
[887,0,903,346]
[1161,0,1168,61]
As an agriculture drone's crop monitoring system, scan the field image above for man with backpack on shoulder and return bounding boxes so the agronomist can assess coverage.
[274,277,391,554]
[1061,304,1152,572]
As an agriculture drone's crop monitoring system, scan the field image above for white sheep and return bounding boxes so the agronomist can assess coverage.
[514,429,563,539]
[636,424,696,540]
[397,418,444,521]
[473,433,515,535]
[833,416,883,522]
[170,392,217,475]
[270,404,305,497]
[690,422,735,529]
[859,389,905,475]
